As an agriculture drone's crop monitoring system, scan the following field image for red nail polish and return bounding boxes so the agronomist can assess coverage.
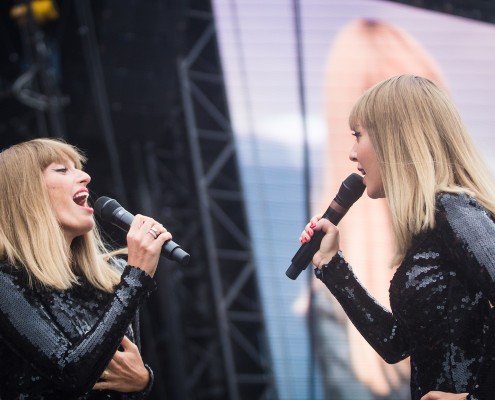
[310,223,315,229]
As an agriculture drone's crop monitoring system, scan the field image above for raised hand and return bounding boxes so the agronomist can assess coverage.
[126,214,172,276]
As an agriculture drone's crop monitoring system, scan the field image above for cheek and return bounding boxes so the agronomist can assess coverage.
[46,185,64,199]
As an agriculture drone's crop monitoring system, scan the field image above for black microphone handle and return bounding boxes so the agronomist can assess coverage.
[111,207,134,230]
[285,173,364,280]
[286,207,342,280]
[107,206,190,266]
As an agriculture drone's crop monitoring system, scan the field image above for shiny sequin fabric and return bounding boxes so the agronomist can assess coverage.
[0,262,156,399]
[315,193,495,400]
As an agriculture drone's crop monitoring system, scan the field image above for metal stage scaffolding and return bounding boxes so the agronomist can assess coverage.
[0,0,276,399]
[139,1,278,399]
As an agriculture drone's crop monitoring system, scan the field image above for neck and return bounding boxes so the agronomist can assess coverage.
[63,233,75,260]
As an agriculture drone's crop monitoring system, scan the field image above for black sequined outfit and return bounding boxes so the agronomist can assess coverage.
[0,262,155,400]
[315,193,495,400]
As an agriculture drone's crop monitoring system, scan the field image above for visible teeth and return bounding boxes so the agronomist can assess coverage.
[73,192,89,200]
[73,192,89,205]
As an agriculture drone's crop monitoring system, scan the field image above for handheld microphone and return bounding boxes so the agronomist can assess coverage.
[94,196,190,266]
[286,173,365,280]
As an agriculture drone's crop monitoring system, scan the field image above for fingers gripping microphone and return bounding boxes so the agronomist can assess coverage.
[94,196,190,266]
[286,173,365,280]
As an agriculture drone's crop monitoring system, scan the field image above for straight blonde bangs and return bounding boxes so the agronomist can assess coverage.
[350,75,495,265]
[0,138,121,291]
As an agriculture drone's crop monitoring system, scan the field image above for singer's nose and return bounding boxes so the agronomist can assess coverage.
[349,143,357,162]
[77,169,91,184]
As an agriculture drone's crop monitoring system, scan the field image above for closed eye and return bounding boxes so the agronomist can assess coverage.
[54,167,68,173]
[351,131,361,139]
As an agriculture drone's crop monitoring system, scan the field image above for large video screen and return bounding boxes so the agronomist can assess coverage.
[212,1,495,399]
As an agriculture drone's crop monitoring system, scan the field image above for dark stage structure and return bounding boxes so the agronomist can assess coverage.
[1,1,494,399]
[0,1,276,399]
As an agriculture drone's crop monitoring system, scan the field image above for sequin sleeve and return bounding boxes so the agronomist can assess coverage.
[438,194,495,301]
[315,252,409,363]
[0,264,155,394]
[438,194,495,400]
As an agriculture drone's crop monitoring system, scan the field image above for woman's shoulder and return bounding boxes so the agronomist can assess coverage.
[435,191,494,236]
[0,261,22,276]
[436,192,488,217]
[0,261,31,291]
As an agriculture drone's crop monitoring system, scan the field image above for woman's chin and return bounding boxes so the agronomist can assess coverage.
[366,187,386,199]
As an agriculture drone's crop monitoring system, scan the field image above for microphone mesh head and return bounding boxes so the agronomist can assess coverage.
[94,196,121,222]
[336,173,366,209]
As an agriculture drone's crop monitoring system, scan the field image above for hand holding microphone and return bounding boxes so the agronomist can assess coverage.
[94,197,191,272]
[125,215,172,276]
[286,173,365,280]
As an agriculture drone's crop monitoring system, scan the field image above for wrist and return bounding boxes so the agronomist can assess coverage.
[318,251,338,268]
[141,364,154,394]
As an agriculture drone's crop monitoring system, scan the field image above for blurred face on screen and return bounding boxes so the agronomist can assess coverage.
[349,125,384,199]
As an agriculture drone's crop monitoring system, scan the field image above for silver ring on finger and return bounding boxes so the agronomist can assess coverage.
[148,229,158,239]
[151,225,161,235]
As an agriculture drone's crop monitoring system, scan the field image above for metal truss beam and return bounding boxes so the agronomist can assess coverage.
[176,2,277,399]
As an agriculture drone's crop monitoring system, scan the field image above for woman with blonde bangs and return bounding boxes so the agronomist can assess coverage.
[0,138,172,399]
[351,76,495,263]
[312,19,447,399]
[0,139,120,291]
[302,75,495,400]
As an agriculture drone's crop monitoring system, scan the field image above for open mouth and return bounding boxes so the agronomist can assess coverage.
[73,191,89,207]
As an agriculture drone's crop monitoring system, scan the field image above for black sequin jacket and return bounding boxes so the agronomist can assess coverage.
[315,193,495,400]
[0,262,156,400]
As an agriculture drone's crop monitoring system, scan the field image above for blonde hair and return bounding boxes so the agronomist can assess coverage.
[0,138,122,291]
[320,20,448,395]
[349,74,495,265]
